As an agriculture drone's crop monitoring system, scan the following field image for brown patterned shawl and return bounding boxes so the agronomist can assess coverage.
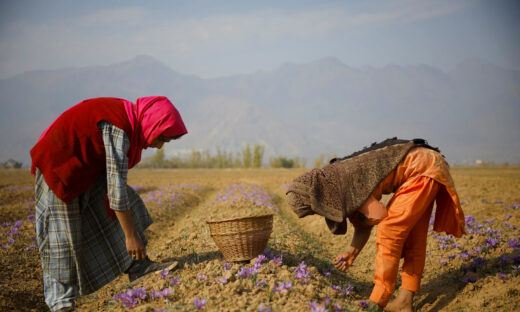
[286,138,439,234]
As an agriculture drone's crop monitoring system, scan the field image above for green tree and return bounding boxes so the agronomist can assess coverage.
[269,156,294,168]
[242,144,252,168]
[153,148,165,168]
[253,144,265,168]
[189,149,202,168]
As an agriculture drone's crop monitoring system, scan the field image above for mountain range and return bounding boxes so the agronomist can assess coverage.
[1,55,519,166]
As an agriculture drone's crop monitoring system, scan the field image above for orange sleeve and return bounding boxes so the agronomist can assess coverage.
[358,194,387,225]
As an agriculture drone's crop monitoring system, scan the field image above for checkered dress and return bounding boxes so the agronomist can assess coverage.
[35,121,153,296]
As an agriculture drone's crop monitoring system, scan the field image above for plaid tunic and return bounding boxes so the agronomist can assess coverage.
[35,121,153,295]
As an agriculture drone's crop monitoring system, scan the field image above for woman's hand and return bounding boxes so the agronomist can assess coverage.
[333,247,360,271]
[125,232,146,261]
[114,209,147,260]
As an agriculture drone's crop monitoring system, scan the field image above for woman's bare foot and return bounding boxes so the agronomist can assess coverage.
[385,288,414,312]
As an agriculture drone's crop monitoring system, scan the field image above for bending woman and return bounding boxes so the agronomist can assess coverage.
[286,138,465,312]
[30,96,187,311]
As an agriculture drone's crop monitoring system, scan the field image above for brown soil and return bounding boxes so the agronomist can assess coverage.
[1,167,519,311]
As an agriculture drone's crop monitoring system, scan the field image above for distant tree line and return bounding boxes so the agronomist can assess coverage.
[138,144,333,169]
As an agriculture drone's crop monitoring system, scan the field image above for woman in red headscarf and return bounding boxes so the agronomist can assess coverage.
[30,96,187,312]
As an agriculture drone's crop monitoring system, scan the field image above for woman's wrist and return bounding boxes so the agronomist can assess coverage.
[348,245,361,257]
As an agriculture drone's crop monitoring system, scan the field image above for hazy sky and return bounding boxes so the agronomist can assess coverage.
[0,0,518,79]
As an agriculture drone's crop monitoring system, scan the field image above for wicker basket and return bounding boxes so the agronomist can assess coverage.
[207,214,273,261]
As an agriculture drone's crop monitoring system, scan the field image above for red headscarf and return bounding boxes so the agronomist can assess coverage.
[123,96,187,168]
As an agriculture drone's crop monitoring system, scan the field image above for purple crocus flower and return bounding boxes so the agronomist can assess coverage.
[216,277,228,284]
[295,261,311,283]
[485,238,499,249]
[255,254,267,264]
[258,302,271,312]
[343,284,354,296]
[459,250,471,259]
[222,262,231,271]
[438,259,447,265]
[6,228,20,236]
[1,244,8,249]
[13,220,23,229]
[193,297,207,309]
[332,303,343,311]
[308,301,327,312]
[359,301,369,309]
[151,287,174,300]
[273,281,292,293]
[7,238,15,244]
[255,279,267,287]
[170,276,180,286]
[198,273,207,281]
[498,273,509,280]
[25,244,37,252]
[160,268,172,280]
[236,267,252,279]
[273,255,283,266]
[462,276,477,283]
[27,215,36,224]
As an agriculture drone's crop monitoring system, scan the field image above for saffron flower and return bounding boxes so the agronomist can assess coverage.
[485,238,499,249]
[193,297,207,309]
[216,277,228,284]
[113,287,147,308]
[160,268,172,280]
[273,281,292,293]
[170,276,180,286]
[222,262,231,271]
[308,301,327,312]
[236,267,254,279]
[255,254,267,264]
[27,215,36,223]
[498,273,509,280]
[295,261,311,283]
[198,273,207,281]
[462,276,477,283]
[273,255,283,266]
[151,287,174,300]
[258,302,271,312]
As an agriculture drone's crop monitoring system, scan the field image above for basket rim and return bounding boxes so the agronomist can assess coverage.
[206,213,274,224]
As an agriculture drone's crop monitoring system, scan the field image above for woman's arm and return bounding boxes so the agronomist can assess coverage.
[115,210,146,260]
[100,121,146,261]
[333,213,373,271]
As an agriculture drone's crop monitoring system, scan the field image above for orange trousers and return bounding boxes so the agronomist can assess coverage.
[369,176,439,306]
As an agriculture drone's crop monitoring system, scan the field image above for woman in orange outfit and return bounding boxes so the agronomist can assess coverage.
[286,138,465,312]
